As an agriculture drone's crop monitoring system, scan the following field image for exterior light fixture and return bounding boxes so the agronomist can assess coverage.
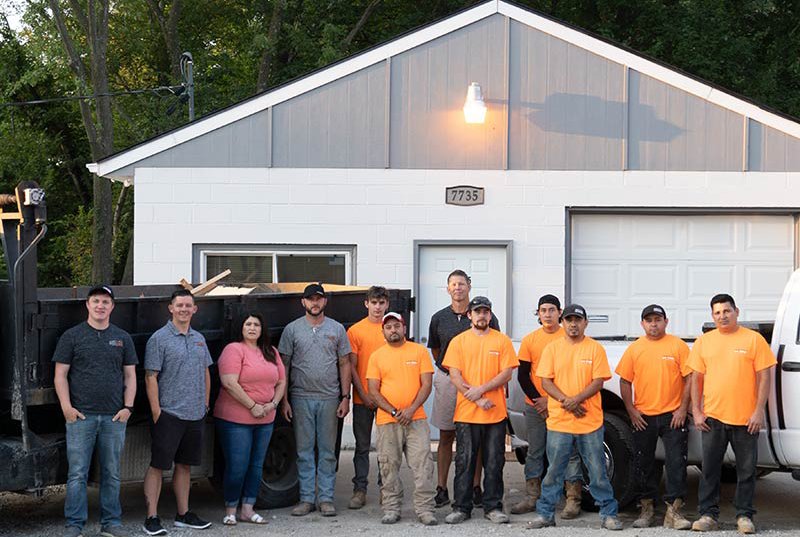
[463,82,487,124]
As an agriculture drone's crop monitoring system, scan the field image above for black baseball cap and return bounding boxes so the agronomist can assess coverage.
[87,284,114,301]
[468,296,492,311]
[561,304,587,320]
[538,294,561,310]
[382,312,405,325]
[641,304,667,320]
[302,283,325,298]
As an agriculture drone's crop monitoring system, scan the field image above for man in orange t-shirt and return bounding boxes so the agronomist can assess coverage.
[687,294,776,534]
[511,294,582,517]
[366,312,437,526]
[346,286,389,509]
[615,304,692,529]
[528,304,622,531]
[441,296,518,525]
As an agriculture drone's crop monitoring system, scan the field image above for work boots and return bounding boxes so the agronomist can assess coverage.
[510,478,541,514]
[632,498,655,528]
[560,481,582,519]
[663,498,692,530]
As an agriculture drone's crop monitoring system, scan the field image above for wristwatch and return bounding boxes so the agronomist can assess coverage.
[339,394,351,401]
[391,408,399,417]
[123,406,134,413]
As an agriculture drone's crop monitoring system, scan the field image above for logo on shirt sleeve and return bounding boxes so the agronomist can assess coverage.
[108,340,124,347]
[195,341,206,347]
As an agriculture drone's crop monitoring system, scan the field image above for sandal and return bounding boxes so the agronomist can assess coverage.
[223,514,237,525]
[239,512,267,524]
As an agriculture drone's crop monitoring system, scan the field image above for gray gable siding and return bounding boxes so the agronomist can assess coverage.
[748,120,800,172]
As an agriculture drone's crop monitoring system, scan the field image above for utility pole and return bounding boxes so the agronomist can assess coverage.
[181,52,195,121]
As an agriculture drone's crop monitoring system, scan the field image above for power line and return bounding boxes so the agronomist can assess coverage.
[0,85,186,108]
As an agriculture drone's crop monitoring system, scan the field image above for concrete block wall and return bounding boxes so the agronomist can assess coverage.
[134,167,800,340]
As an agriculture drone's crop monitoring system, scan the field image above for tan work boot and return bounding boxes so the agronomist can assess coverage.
[560,481,582,519]
[633,498,655,528]
[510,478,541,514]
[737,516,756,534]
[691,515,719,532]
[349,490,366,509]
[664,499,692,530]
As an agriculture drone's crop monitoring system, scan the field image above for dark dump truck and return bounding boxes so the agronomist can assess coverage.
[0,182,412,508]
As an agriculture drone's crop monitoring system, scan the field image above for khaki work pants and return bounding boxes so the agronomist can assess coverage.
[376,419,436,516]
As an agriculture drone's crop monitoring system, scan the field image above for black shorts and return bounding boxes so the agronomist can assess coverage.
[150,411,204,470]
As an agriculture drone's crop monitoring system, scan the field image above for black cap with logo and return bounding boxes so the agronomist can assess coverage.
[468,296,492,311]
[561,303,587,320]
[641,304,667,320]
[87,284,114,301]
[302,283,326,298]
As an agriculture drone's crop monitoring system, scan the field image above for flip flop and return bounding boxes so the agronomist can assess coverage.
[222,514,237,525]
[239,512,267,524]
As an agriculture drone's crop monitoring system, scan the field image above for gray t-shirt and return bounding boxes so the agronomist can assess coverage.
[52,322,138,414]
[278,316,351,400]
[144,321,212,421]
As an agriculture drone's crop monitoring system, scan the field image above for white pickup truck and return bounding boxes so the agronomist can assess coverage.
[507,268,800,508]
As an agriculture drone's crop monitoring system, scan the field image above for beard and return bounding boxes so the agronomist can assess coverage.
[473,319,490,331]
[305,305,324,317]
[386,332,403,343]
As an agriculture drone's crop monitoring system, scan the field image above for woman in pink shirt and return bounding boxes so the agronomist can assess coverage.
[214,313,285,525]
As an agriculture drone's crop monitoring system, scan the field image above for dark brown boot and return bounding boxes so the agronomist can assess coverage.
[560,481,582,519]
[510,478,541,514]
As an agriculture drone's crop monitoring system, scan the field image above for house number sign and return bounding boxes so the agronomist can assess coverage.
[445,185,485,206]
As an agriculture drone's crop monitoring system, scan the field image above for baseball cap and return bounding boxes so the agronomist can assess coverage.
[641,304,667,319]
[538,294,561,310]
[468,296,492,311]
[382,312,405,325]
[302,283,325,298]
[87,284,114,301]
[561,304,587,319]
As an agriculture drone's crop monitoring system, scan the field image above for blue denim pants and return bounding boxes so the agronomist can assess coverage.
[64,413,126,529]
[523,404,582,482]
[216,419,275,507]
[536,426,618,520]
[291,397,339,503]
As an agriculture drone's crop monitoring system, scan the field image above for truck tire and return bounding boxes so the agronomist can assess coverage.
[581,413,637,511]
[256,421,299,509]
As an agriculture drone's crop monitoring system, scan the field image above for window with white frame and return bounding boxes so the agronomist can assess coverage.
[196,245,354,285]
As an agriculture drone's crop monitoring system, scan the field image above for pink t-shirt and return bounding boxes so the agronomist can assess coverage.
[213,342,285,425]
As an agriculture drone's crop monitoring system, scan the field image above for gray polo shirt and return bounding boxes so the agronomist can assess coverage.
[144,321,212,421]
[278,316,351,400]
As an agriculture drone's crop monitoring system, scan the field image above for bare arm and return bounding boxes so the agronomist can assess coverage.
[396,372,433,426]
[350,352,375,407]
[337,354,352,418]
[368,378,394,415]
[431,348,441,362]
[747,367,774,434]
[54,363,84,422]
[620,379,646,431]
[145,370,161,422]
[691,371,710,432]
[280,354,293,421]
[112,365,137,423]
[670,373,692,429]
[220,373,266,418]
[450,367,494,410]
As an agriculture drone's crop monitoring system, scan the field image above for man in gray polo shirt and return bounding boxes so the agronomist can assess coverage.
[279,283,352,517]
[142,289,212,536]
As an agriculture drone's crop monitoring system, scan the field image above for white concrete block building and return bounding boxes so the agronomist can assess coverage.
[90,0,800,342]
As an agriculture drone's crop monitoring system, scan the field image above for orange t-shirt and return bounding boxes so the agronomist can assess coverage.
[442,329,519,424]
[536,336,611,434]
[347,317,387,404]
[518,326,565,404]
[615,334,690,416]
[365,341,434,425]
[687,327,776,426]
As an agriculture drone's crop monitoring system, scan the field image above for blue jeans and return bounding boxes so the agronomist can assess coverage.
[64,414,126,529]
[216,419,275,507]
[536,426,618,520]
[523,404,582,482]
[292,397,339,503]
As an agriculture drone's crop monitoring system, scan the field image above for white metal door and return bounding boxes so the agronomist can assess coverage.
[571,214,795,338]
[416,244,508,438]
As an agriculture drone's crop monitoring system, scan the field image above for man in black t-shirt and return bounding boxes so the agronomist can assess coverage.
[53,285,138,537]
[428,270,499,508]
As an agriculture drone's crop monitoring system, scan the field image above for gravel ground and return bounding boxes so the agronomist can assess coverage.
[1,450,798,536]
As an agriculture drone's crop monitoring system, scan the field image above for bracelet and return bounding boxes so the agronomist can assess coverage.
[249,401,257,410]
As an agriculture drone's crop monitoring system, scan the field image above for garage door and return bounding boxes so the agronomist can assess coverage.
[571,214,795,338]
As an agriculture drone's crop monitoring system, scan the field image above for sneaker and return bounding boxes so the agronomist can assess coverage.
[319,501,337,517]
[484,509,510,524]
[174,511,211,530]
[100,526,131,537]
[444,510,470,524]
[64,527,84,537]
[381,511,401,524]
[692,515,719,532]
[434,486,450,508]
[737,516,756,535]
[142,516,167,536]
[473,486,483,507]
[527,513,556,529]
[418,513,438,526]
[291,502,315,516]
[349,490,367,509]
[602,516,624,531]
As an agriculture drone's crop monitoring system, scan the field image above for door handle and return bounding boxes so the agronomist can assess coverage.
[781,361,800,372]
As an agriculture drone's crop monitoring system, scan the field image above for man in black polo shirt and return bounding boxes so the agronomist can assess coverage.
[53,285,138,537]
[428,270,499,508]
